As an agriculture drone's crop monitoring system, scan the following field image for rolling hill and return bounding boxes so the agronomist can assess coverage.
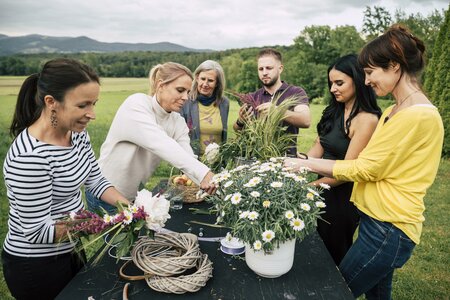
[0,34,211,56]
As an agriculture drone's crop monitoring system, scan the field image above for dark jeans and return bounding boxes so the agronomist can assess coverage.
[85,190,117,214]
[2,249,86,300]
[339,211,416,300]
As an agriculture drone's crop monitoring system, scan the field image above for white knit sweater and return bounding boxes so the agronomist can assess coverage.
[98,93,210,200]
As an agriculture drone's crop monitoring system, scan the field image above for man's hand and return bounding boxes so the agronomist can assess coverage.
[238,104,254,122]
[256,102,271,117]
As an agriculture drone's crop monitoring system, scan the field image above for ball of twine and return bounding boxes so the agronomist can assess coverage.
[132,233,201,276]
[146,253,213,294]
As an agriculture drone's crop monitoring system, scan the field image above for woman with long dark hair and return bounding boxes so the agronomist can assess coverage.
[308,54,382,265]
[2,58,129,299]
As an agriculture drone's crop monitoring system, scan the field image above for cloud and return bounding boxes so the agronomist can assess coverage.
[0,0,447,50]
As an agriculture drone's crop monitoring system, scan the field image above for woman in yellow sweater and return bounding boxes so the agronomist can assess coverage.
[285,24,444,299]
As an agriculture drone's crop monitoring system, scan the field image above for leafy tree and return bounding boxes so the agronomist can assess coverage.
[292,25,363,98]
[220,53,244,93]
[424,6,449,156]
[236,60,259,93]
[362,5,392,40]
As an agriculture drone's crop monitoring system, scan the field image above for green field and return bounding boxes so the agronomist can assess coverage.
[0,77,449,299]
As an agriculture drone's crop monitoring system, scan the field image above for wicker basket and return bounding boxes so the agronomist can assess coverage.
[169,176,203,204]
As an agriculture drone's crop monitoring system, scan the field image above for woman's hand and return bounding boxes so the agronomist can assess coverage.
[283,158,306,172]
[200,171,217,195]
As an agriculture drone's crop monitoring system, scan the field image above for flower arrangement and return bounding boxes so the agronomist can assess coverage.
[64,189,171,264]
[207,95,299,172]
[206,158,328,253]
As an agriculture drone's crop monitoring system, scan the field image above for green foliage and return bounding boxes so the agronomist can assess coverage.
[362,5,393,40]
[424,6,450,156]
[209,96,299,172]
[291,25,363,99]
[237,60,260,93]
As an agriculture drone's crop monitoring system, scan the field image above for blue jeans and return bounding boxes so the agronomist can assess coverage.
[339,211,416,300]
[85,190,117,214]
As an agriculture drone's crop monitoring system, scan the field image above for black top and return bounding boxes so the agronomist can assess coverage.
[320,114,350,160]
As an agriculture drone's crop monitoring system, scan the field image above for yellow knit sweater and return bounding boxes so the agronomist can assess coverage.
[333,104,443,244]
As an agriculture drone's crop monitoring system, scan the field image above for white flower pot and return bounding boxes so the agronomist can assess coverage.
[245,239,296,278]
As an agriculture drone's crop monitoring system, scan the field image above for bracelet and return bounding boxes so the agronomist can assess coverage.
[236,119,245,127]
[297,152,308,160]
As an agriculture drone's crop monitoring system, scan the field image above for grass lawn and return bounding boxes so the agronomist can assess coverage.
[0,77,449,299]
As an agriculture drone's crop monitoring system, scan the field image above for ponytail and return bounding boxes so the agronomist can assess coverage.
[148,64,162,96]
[9,58,99,137]
[10,73,42,137]
[148,62,193,97]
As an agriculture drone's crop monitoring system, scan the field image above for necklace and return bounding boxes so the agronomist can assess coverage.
[396,90,420,107]
[384,90,420,124]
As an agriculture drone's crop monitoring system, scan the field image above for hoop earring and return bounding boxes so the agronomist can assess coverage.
[50,110,58,128]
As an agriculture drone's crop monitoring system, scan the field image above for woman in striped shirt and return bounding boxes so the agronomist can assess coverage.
[2,58,129,300]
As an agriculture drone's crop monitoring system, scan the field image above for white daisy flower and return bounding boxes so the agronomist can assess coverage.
[294,175,307,183]
[248,211,259,220]
[319,183,331,190]
[244,182,256,188]
[306,192,315,200]
[263,200,271,208]
[283,173,296,178]
[285,210,295,219]
[250,191,260,198]
[300,203,311,211]
[239,211,249,219]
[270,182,283,188]
[224,180,234,188]
[128,205,138,213]
[290,218,305,231]
[231,193,242,204]
[315,201,326,208]
[122,210,133,225]
[249,177,262,185]
[307,188,320,197]
[103,214,113,223]
[253,240,262,250]
[262,230,275,242]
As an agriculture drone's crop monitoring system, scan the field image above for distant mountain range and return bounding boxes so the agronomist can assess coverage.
[0,34,212,56]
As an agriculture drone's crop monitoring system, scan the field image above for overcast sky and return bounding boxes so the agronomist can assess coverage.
[0,0,447,50]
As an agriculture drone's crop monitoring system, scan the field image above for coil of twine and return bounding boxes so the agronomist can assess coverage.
[121,232,213,294]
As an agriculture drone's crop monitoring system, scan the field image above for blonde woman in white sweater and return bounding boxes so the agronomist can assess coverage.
[86,62,216,212]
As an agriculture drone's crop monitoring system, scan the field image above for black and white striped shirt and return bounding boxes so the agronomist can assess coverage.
[3,129,112,257]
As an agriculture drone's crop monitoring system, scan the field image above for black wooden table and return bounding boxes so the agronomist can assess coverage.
[57,186,354,300]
